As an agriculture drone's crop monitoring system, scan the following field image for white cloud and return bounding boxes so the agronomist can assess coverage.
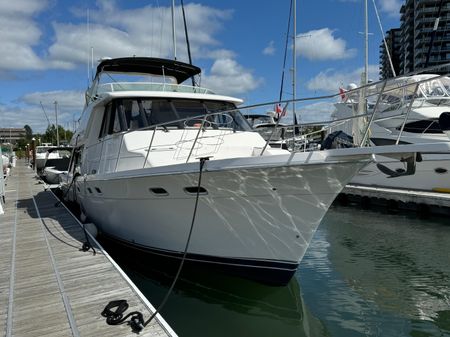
[201,58,263,96]
[297,101,336,123]
[378,0,402,18]
[48,3,232,67]
[296,28,356,61]
[203,49,237,60]
[1,90,86,133]
[0,0,48,70]
[0,1,263,131]
[263,41,276,56]
[45,2,261,95]
[306,65,380,93]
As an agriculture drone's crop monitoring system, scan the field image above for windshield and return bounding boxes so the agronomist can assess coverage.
[99,98,251,138]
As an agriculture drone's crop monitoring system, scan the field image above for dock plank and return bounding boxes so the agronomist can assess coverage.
[0,163,177,337]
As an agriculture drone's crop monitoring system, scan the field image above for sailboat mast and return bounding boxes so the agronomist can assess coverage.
[292,0,296,117]
[364,0,368,85]
[54,101,60,147]
[171,0,177,60]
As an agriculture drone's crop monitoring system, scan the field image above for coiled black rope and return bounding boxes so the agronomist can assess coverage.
[101,300,144,333]
[101,157,209,333]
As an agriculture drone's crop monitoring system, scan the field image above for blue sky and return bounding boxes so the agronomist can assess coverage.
[0,0,402,134]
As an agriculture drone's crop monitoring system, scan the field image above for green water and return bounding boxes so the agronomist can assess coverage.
[104,207,450,337]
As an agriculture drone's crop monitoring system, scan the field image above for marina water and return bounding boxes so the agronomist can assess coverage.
[103,205,450,337]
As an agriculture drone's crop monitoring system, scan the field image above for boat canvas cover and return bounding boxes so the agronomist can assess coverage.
[95,57,201,84]
[376,74,450,99]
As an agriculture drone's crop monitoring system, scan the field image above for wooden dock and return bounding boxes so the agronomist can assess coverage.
[340,184,450,216]
[0,163,177,336]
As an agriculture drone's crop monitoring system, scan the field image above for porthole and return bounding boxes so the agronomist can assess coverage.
[149,187,169,196]
[87,187,93,194]
[435,167,448,174]
[184,186,208,195]
[95,187,102,194]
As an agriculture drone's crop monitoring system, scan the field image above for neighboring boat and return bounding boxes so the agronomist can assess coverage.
[244,112,292,149]
[2,154,9,176]
[41,147,72,184]
[332,74,450,192]
[63,56,450,285]
[35,143,59,172]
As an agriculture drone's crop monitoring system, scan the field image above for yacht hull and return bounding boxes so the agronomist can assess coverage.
[75,159,367,285]
[351,153,450,192]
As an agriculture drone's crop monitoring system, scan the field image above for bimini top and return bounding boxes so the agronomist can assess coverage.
[95,57,201,84]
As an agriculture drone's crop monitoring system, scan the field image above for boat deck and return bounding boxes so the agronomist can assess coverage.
[0,163,177,336]
[340,184,450,215]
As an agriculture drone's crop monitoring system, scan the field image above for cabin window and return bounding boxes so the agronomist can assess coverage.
[397,120,443,134]
[100,98,251,132]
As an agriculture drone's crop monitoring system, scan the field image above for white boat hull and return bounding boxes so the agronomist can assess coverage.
[75,157,367,284]
[43,167,65,185]
[351,154,450,192]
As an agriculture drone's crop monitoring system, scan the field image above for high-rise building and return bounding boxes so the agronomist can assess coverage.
[398,0,450,75]
[380,28,402,79]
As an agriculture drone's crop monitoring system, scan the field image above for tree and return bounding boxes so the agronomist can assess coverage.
[40,124,74,145]
[24,125,33,141]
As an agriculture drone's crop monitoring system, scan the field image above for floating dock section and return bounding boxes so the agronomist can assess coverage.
[339,184,450,216]
[0,163,177,336]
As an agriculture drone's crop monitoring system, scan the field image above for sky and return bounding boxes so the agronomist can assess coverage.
[0,0,403,135]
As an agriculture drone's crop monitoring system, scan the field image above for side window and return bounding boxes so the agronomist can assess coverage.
[99,104,112,138]
[99,100,128,137]
[112,104,122,133]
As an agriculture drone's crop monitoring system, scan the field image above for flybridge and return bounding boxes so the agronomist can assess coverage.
[85,57,210,105]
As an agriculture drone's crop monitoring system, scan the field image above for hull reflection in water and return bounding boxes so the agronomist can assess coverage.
[100,236,327,337]
[299,206,450,337]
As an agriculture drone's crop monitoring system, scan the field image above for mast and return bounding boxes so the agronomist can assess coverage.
[54,101,60,147]
[292,0,296,119]
[364,0,368,85]
[171,0,177,60]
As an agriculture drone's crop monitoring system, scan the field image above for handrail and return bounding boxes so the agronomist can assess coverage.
[396,83,420,145]
[360,80,387,146]
[93,64,450,171]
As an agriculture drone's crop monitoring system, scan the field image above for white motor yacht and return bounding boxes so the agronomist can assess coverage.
[41,147,72,184]
[63,57,450,284]
[332,74,450,193]
[35,144,60,171]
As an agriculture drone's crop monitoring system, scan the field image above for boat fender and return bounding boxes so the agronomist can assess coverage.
[84,222,98,238]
